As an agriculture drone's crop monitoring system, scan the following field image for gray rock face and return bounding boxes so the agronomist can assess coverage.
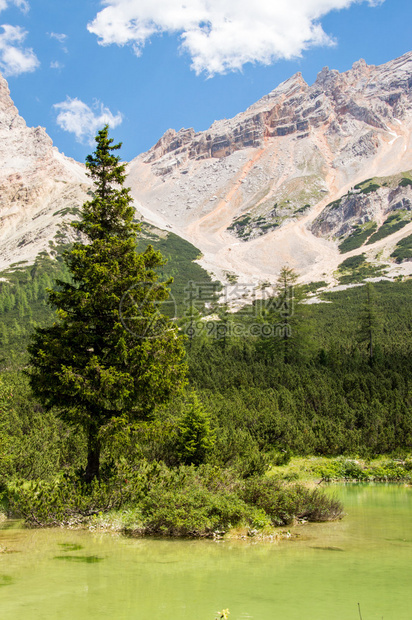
[312,181,412,238]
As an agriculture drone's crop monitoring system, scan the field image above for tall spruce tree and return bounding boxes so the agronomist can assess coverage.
[357,282,381,365]
[27,126,187,481]
[264,266,311,364]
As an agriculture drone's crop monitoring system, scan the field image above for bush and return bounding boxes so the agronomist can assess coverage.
[0,372,88,481]
[8,461,344,534]
[272,449,292,466]
[9,477,124,526]
[140,485,248,537]
[313,457,412,482]
[241,477,343,526]
[176,392,215,465]
[391,234,412,263]
[367,460,411,481]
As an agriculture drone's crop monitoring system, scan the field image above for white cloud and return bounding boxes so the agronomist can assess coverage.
[49,32,68,44]
[0,24,39,75]
[88,0,383,75]
[53,97,123,144]
[50,60,64,70]
[49,32,68,53]
[0,0,29,14]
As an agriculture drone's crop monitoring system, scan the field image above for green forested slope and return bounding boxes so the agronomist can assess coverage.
[0,234,411,476]
[0,238,411,532]
[0,229,217,366]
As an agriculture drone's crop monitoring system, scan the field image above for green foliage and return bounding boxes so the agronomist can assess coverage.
[327,198,343,211]
[358,183,381,195]
[9,461,343,534]
[338,222,377,253]
[313,457,412,482]
[227,215,253,239]
[354,178,373,190]
[366,212,410,245]
[27,126,187,480]
[135,228,218,314]
[241,477,343,525]
[338,255,366,270]
[9,476,122,526]
[294,204,310,215]
[0,372,86,485]
[0,227,214,366]
[356,283,382,364]
[300,281,327,294]
[176,392,215,465]
[314,458,369,481]
[0,252,71,366]
[2,220,412,533]
[337,254,384,284]
[139,471,248,537]
[391,234,412,263]
[228,215,251,229]
[184,277,412,458]
[258,266,313,364]
[0,377,13,483]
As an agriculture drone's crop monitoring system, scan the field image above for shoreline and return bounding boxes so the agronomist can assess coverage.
[3,457,411,541]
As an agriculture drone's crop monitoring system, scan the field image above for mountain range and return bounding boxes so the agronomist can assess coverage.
[0,51,411,290]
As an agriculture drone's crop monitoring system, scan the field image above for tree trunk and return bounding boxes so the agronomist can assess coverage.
[85,425,101,483]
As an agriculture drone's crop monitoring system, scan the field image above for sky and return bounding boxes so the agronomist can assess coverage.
[0,0,411,163]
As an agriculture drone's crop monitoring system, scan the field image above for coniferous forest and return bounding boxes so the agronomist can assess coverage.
[0,128,412,537]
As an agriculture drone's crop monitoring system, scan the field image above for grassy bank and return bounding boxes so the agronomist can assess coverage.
[268,456,412,483]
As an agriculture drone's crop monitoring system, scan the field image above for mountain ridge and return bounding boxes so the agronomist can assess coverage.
[127,50,412,286]
[0,51,411,289]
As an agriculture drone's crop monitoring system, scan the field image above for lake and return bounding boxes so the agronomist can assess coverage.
[1,484,411,619]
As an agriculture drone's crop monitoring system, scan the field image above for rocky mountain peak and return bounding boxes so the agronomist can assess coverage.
[1,51,412,289]
[0,74,89,270]
[256,71,308,105]
[127,51,412,286]
[314,65,339,88]
[136,52,412,181]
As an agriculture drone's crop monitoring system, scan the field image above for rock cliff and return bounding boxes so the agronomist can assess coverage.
[127,51,412,284]
[0,51,412,287]
[0,73,90,270]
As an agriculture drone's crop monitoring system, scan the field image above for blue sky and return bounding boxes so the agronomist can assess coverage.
[1,0,411,163]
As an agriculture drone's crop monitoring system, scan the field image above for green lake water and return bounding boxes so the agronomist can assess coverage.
[1,484,411,619]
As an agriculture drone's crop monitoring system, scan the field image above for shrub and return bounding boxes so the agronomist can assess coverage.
[176,393,215,465]
[9,477,124,526]
[140,485,248,537]
[391,234,412,263]
[272,449,292,466]
[241,477,343,525]
[367,461,411,481]
[8,461,344,534]
[339,224,377,253]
